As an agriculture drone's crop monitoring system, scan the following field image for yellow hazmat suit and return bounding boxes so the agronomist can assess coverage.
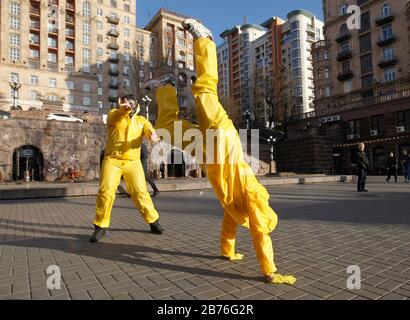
[155,38,295,284]
[93,105,159,228]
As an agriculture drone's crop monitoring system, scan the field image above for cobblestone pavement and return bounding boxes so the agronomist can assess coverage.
[0,178,409,300]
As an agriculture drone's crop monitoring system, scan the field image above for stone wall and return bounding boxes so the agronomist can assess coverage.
[0,119,106,182]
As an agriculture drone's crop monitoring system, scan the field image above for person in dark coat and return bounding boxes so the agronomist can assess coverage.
[401,150,410,183]
[141,142,160,197]
[354,143,370,192]
[160,161,165,179]
[386,152,398,183]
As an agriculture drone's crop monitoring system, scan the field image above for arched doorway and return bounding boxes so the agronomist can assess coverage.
[13,145,44,181]
[167,149,186,178]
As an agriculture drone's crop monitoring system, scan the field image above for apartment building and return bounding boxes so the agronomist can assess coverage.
[217,10,323,128]
[0,0,140,115]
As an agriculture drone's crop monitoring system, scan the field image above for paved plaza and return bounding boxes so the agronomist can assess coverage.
[0,178,409,300]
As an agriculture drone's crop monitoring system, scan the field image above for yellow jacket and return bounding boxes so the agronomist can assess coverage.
[104,106,155,160]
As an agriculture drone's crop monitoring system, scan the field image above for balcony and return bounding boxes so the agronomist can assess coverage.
[107,29,120,37]
[66,2,75,11]
[107,42,119,50]
[109,81,119,89]
[107,16,120,25]
[377,35,396,47]
[337,70,354,81]
[109,68,119,76]
[66,15,75,25]
[337,50,353,61]
[30,20,40,30]
[65,29,75,38]
[335,31,352,43]
[378,57,398,68]
[376,14,395,26]
[108,56,119,63]
[30,6,40,16]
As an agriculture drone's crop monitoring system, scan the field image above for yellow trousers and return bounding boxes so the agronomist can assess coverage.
[155,38,278,276]
[93,157,159,228]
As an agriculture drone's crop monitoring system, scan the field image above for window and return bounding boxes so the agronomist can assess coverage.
[384,68,396,82]
[291,30,300,40]
[49,78,57,87]
[67,81,74,90]
[82,21,91,33]
[325,87,331,97]
[325,68,329,79]
[10,72,19,82]
[67,95,74,104]
[65,56,74,65]
[123,79,130,88]
[97,48,103,56]
[344,79,352,93]
[10,34,20,46]
[83,83,91,92]
[361,74,374,88]
[381,4,392,18]
[82,61,90,73]
[383,47,394,61]
[340,40,350,52]
[323,50,328,60]
[97,61,103,69]
[124,41,130,49]
[290,21,299,30]
[293,87,303,96]
[360,54,373,74]
[124,66,129,75]
[291,59,301,69]
[371,115,383,132]
[30,91,39,100]
[82,1,91,17]
[291,40,300,50]
[124,29,130,37]
[97,8,103,16]
[342,61,351,73]
[359,33,372,53]
[177,38,186,47]
[30,49,39,58]
[48,37,57,48]
[98,101,103,109]
[124,4,130,11]
[66,40,74,50]
[124,16,130,24]
[97,35,103,43]
[382,24,393,40]
[293,68,302,77]
[82,48,91,60]
[396,110,410,128]
[10,16,20,29]
[96,74,103,82]
[97,21,103,30]
[360,12,371,33]
[30,75,39,85]
[83,97,91,106]
[48,52,57,63]
[98,88,103,96]
[10,2,20,15]
[83,34,90,45]
[47,95,58,102]
[348,120,360,135]
[124,53,130,61]
[339,4,348,16]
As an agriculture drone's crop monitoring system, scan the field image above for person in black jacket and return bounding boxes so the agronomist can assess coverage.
[354,143,370,192]
[386,152,398,183]
[140,142,160,197]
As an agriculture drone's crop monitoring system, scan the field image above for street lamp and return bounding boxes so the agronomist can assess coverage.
[267,135,276,174]
[142,95,152,120]
[243,109,251,130]
[9,80,22,110]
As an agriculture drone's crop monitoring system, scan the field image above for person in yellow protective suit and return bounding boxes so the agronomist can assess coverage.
[90,95,164,243]
[144,19,295,285]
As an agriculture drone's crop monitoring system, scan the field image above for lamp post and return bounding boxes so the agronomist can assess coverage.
[267,134,276,174]
[142,95,152,120]
[9,80,22,110]
[243,109,251,130]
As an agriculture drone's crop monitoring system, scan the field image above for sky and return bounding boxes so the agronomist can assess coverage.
[136,0,324,45]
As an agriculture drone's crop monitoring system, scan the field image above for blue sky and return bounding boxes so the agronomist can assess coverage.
[136,0,324,44]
